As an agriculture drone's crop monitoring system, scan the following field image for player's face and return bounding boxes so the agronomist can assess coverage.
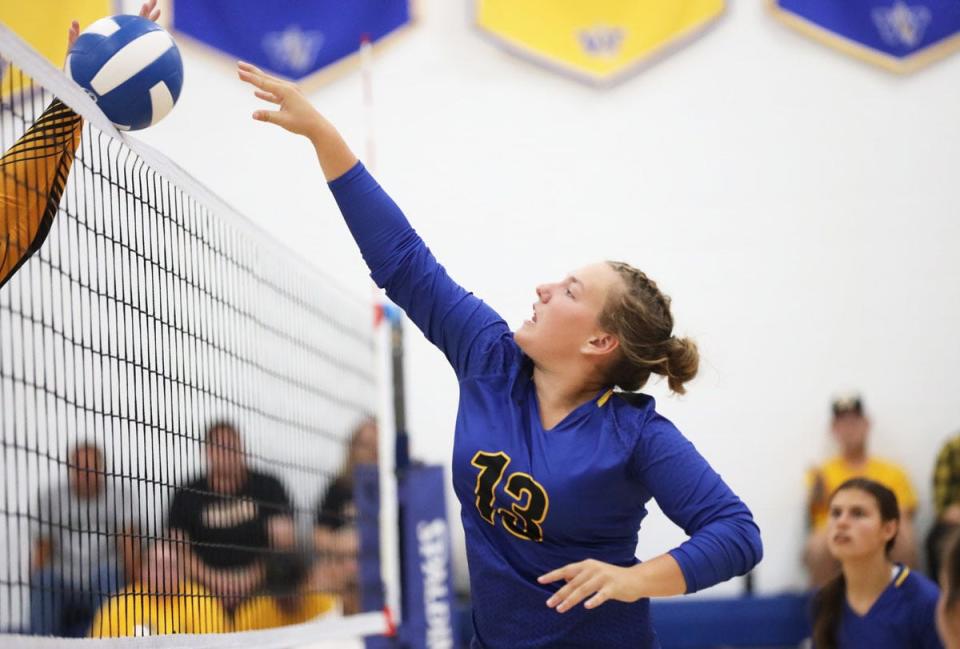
[514,262,622,366]
[825,488,897,562]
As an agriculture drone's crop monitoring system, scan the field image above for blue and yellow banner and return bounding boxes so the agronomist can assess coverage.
[770,0,960,73]
[475,0,725,85]
[172,0,412,83]
[0,0,113,95]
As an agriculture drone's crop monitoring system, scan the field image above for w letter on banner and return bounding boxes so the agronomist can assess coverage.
[475,0,725,85]
[770,0,960,73]
[172,0,411,82]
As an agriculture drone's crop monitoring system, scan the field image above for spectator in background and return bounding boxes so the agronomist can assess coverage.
[313,417,377,615]
[168,421,294,611]
[89,535,227,637]
[805,395,919,587]
[938,528,960,649]
[233,551,337,631]
[811,478,941,649]
[929,432,960,579]
[29,441,137,636]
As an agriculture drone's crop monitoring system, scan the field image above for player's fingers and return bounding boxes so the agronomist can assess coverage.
[237,65,287,95]
[149,7,161,22]
[584,589,609,610]
[138,0,157,19]
[238,61,278,82]
[67,21,80,50]
[252,109,282,125]
[238,69,281,95]
[538,562,581,585]
[546,569,590,607]
[254,90,281,104]
[555,576,603,613]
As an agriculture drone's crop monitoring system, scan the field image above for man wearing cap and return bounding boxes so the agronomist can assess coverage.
[803,395,919,588]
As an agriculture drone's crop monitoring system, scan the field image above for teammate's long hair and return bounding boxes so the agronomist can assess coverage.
[811,478,900,649]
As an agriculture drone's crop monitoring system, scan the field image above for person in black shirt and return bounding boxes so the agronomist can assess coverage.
[313,417,377,614]
[169,421,293,609]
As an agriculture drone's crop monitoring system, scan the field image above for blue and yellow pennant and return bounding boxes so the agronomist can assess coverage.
[770,0,960,73]
[172,0,412,84]
[474,0,725,85]
[0,0,114,97]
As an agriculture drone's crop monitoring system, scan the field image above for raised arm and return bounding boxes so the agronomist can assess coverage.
[238,61,355,181]
[237,64,515,378]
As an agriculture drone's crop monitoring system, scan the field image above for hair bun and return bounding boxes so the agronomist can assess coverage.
[664,336,699,395]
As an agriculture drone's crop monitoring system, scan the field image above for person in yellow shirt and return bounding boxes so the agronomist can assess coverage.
[804,394,919,588]
[233,552,337,631]
[89,537,228,637]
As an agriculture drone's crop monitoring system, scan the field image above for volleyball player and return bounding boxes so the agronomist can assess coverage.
[238,63,762,648]
[812,478,942,649]
[1,1,162,290]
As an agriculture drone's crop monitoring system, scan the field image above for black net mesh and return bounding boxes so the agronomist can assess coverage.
[0,62,379,639]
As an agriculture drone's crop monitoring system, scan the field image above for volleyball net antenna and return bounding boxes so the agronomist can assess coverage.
[0,23,398,648]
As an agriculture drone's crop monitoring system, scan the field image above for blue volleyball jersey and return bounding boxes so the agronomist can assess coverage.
[836,566,943,649]
[330,163,763,649]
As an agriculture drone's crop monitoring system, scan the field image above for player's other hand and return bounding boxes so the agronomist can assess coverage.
[139,0,162,22]
[538,558,641,613]
[67,1,161,54]
[67,21,80,53]
[238,62,331,139]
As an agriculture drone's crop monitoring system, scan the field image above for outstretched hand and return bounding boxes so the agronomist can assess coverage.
[67,0,161,52]
[238,61,357,180]
[237,62,329,138]
[67,21,80,51]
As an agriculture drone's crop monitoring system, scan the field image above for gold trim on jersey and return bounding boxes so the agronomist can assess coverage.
[894,565,910,588]
[597,388,614,407]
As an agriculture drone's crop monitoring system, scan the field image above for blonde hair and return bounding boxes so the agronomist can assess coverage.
[599,261,699,394]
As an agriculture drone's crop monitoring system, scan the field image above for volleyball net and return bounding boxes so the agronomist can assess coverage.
[0,22,398,647]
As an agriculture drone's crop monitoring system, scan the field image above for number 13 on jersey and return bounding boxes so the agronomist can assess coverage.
[471,450,550,542]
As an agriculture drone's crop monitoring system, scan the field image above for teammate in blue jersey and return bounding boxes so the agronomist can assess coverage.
[238,63,763,648]
[812,478,942,649]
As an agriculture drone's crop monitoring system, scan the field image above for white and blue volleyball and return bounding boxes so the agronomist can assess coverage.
[67,16,183,131]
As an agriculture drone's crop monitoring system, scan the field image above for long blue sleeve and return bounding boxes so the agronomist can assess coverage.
[631,414,763,593]
[328,162,515,379]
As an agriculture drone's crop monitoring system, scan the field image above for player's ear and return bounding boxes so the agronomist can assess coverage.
[582,332,618,357]
[881,519,898,544]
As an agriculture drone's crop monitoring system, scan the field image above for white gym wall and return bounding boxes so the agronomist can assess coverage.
[127,0,960,595]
